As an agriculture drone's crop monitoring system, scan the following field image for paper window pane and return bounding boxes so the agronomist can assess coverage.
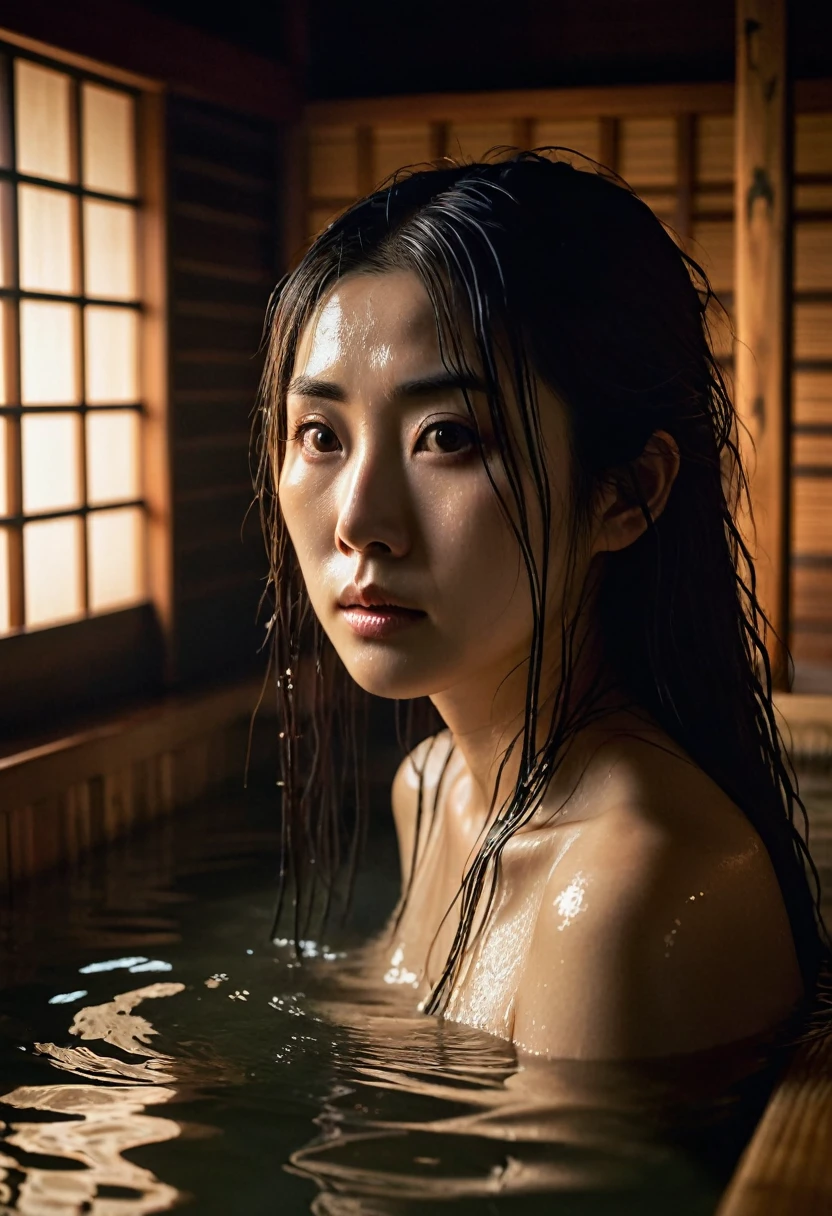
[0,528,9,634]
[15,61,72,183]
[85,307,138,403]
[88,506,144,612]
[20,301,79,405]
[24,516,83,627]
[19,185,76,293]
[87,410,140,504]
[83,200,137,299]
[22,412,80,514]
[82,84,136,197]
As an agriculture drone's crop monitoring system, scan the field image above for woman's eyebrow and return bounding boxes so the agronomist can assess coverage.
[286,375,345,401]
[396,371,487,400]
[285,370,486,403]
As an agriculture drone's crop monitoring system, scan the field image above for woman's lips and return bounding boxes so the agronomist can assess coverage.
[339,605,427,639]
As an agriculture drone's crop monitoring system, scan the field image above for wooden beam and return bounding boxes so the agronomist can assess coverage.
[140,89,174,679]
[308,82,737,127]
[734,0,792,684]
[306,81,832,133]
[716,1032,832,1216]
[0,678,263,811]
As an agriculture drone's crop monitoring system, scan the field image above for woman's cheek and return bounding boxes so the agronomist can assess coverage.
[422,477,518,600]
[279,459,334,559]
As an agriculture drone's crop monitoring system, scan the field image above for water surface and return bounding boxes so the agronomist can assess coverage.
[0,785,808,1214]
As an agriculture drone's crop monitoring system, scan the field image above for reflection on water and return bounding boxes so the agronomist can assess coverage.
[0,786,817,1215]
[1,983,189,1214]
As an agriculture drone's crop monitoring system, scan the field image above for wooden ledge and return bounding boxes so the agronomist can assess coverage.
[717,1032,832,1215]
[0,679,264,814]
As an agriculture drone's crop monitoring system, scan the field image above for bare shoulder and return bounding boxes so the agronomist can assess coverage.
[513,733,804,1059]
[391,730,454,882]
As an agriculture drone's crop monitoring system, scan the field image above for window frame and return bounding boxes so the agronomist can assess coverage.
[0,33,170,744]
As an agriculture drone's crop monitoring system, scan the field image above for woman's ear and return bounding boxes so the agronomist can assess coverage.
[591,430,680,556]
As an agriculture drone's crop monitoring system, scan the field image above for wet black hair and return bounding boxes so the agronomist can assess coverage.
[254,150,829,1014]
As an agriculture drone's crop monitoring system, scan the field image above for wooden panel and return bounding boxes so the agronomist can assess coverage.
[696,114,735,183]
[793,478,832,554]
[619,117,676,186]
[373,124,434,185]
[791,627,832,667]
[795,303,832,363]
[794,224,832,293]
[734,0,790,660]
[792,565,832,622]
[691,220,735,293]
[0,604,164,742]
[637,190,678,222]
[446,121,515,161]
[694,187,734,216]
[794,372,832,426]
[309,125,358,198]
[0,679,265,887]
[795,184,832,212]
[533,119,601,164]
[167,94,279,686]
[795,112,832,176]
[793,435,832,468]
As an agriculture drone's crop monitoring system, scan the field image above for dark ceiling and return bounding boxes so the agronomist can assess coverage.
[142,0,832,100]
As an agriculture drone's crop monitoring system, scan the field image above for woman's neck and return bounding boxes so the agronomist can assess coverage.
[428,612,625,831]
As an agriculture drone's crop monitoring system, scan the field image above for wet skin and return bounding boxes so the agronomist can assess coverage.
[278,269,803,1060]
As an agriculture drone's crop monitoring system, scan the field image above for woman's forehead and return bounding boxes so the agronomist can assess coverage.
[294,271,447,378]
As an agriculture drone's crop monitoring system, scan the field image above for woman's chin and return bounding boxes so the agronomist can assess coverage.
[337,654,444,703]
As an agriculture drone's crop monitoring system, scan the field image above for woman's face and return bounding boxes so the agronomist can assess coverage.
[278,269,577,703]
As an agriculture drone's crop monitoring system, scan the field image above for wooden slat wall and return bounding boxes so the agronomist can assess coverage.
[304,85,832,689]
[167,96,280,685]
[792,112,832,687]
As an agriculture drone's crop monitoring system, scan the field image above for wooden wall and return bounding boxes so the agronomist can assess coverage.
[0,680,269,889]
[167,95,280,686]
[303,84,832,689]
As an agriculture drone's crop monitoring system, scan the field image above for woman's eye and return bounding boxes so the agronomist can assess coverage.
[420,421,476,456]
[297,423,341,454]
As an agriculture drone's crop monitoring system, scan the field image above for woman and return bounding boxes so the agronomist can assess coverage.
[255,152,828,1059]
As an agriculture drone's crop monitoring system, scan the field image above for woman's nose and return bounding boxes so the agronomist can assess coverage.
[335,441,411,559]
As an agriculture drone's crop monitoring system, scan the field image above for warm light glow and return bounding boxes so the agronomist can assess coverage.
[8,60,146,631]
[24,516,83,627]
[85,307,138,404]
[88,507,144,611]
[0,529,9,634]
[15,61,72,183]
[22,413,81,514]
[87,410,140,504]
[20,300,79,404]
[19,184,76,293]
[84,200,137,300]
[82,84,136,196]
